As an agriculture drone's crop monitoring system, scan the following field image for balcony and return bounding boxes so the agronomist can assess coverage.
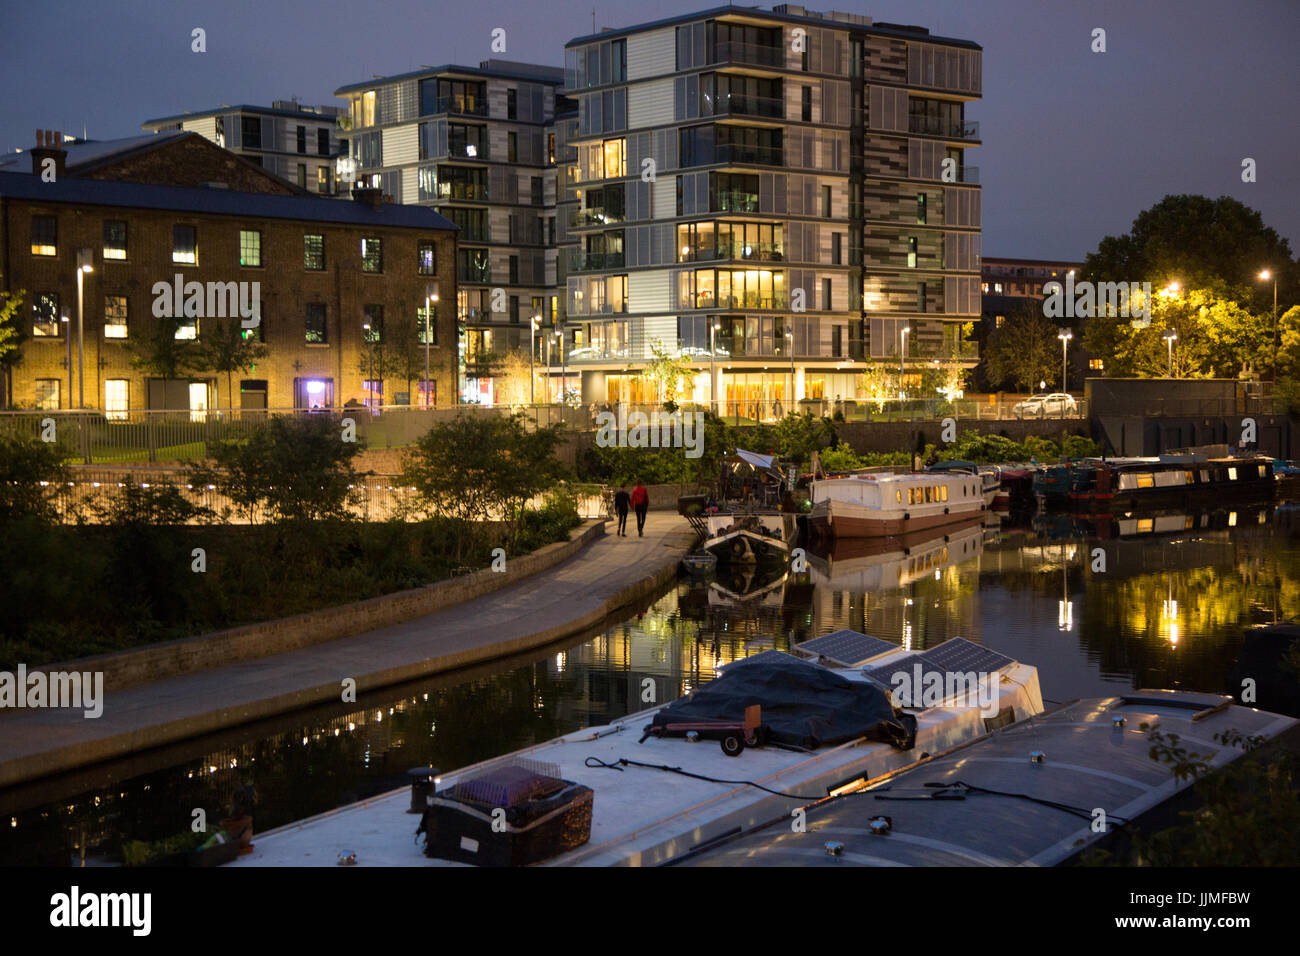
[680,242,784,264]
[712,92,784,119]
[712,190,760,214]
[447,141,488,160]
[435,182,489,201]
[715,143,783,167]
[908,117,980,141]
[568,251,625,272]
[433,96,488,117]
[680,291,787,311]
[910,339,980,360]
[571,301,628,317]
[713,41,784,69]
[574,208,625,227]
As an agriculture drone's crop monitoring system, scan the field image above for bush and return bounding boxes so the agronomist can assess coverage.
[0,435,68,525]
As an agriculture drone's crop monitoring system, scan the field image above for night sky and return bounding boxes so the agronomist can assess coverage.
[2,0,1296,261]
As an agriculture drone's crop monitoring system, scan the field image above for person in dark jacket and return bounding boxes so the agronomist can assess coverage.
[613,486,631,536]
[630,481,650,536]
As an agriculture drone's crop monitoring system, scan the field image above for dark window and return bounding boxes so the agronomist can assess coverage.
[531,176,543,206]
[445,207,488,241]
[918,282,927,313]
[612,39,627,82]
[304,234,325,270]
[917,193,927,224]
[103,220,127,260]
[32,292,60,337]
[241,115,262,149]
[317,166,333,194]
[361,237,382,273]
[832,232,842,265]
[832,324,843,357]
[509,255,519,284]
[317,128,330,156]
[305,303,327,343]
[821,185,832,218]
[508,132,517,163]
[31,215,57,256]
[297,163,307,188]
[418,241,436,275]
[801,86,812,122]
[172,224,197,264]
[509,295,519,324]
[297,125,306,153]
[457,248,491,283]
[822,278,832,310]
[363,304,383,342]
[507,89,517,119]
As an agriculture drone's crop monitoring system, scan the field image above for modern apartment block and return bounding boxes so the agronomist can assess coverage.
[142,101,347,196]
[334,61,574,403]
[560,4,983,412]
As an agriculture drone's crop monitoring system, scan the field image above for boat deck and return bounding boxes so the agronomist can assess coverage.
[234,640,1042,867]
[677,691,1296,867]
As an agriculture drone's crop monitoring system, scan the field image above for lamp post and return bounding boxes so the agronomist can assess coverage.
[75,248,93,409]
[785,328,794,416]
[1057,329,1072,393]
[555,327,567,405]
[362,321,374,408]
[710,322,721,416]
[1163,329,1178,378]
[1258,269,1278,377]
[900,326,910,402]
[423,287,437,408]
[530,314,540,405]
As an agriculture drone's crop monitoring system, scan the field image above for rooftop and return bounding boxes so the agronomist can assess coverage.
[142,102,344,128]
[335,59,564,96]
[0,169,457,231]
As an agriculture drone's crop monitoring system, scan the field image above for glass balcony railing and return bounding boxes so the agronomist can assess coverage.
[568,251,625,272]
[574,208,625,227]
[679,243,784,263]
[908,117,980,140]
[715,143,783,167]
[712,191,760,214]
[570,301,628,316]
[679,291,787,311]
[712,92,784,118]
[435,182,489,201]
[434,96,488,117]
[910,339,980,360]
[713,41,784,68]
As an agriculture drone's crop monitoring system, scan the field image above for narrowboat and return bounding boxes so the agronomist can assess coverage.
[808,472,985,540]
[925,460,1001,507]
[701,512,793,564]
[1056,454,1276,510]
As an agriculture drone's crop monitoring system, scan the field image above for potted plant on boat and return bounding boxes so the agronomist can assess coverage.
[219,785,256,855]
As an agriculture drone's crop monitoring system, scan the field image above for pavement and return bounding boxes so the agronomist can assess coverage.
[0,513,695,789]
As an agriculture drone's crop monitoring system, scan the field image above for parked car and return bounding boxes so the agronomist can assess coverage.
[1013,393,1078,419]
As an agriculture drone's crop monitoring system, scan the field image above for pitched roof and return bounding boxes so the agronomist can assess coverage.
[0,170,457,232]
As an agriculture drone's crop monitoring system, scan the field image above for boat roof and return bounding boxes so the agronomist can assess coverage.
[233,639,1042,868]
[925,460,978,471]
[677,691,1296,867]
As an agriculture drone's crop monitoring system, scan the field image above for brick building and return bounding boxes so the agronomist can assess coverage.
[0,132,457,412]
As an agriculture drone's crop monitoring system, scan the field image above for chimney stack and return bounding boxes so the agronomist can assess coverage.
[31,129,68,179]
[351,184,384,210]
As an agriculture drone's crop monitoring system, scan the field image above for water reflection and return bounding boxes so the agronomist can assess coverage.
[4,502,1298,865]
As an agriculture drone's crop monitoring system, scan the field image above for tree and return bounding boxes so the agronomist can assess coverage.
[401,412,568,560]
[494,349,535,407]
[384,308,431,404]
[1083,195,1297,317]
[189,414,363,523]
[857,361,897,410]
[921,360,968,401]
[195,319,267,411]
[0,434,68,525]
[0,289,27,408]
[126,311,200,381]
[641,341,694,409]
[983,301,1060,391]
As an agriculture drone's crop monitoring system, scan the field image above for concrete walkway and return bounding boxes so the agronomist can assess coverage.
[0,514,695,788]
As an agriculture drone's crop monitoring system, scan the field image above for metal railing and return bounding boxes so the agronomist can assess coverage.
[908,117,980,140]
[713,41,785,68]
[712,92,784,118]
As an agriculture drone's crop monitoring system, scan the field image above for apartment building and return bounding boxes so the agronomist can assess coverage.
[0,133,457,413]
[142,101,347,195]
[334,61,574,403]
[980,256,1095,386]
[559,4,983,412]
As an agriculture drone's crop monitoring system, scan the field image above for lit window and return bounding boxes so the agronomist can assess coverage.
[103,220,127,260]
[172,225,197,264]
[35,379,60,410]
[1227,467,1238,481]
[304,234,325,270]
[239,230,262,267]
[941,485,948,502]
[105,380,129,420]
[104,295,128,338]
[32,293,60,337]
[418,241,436,276]
[31,215,57,256]
[361,238,382,273]
[1088,358,1104,370]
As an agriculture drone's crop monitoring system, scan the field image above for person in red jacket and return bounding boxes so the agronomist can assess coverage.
[630,481,649,537]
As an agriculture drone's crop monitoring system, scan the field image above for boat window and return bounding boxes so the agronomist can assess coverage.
[1200,470,1209,482]
[1228,467,1237,480]
[924,486,932,503]
[1137,518,1153,533]
[941,485,948,502]
[896,489,902,504]
[907,488,914,505]
[1137,473,1154,488]
[1259,465,1267,478]
[1184,471,1194,484]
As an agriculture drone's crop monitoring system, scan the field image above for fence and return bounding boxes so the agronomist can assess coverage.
[42,466,608,524]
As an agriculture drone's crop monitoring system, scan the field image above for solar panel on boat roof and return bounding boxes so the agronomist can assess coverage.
[795,629,896,667]
[923,637,1015,674]
[861,654,949,706]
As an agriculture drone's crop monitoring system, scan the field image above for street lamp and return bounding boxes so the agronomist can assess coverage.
[423,287,438,408]
[530,314,541,405]
[61,315,71,408]
[785,328,794,417]
[1163,329,1178,378]
[362,321,374,408]
[710,321,721,415]
[1258,269,1277,376]
[899,326,910,400]
[554,328,566,405]
[75,248,93,409]
[1057,329,1072,392]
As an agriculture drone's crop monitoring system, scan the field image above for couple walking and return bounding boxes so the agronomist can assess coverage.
[613,481,649,537]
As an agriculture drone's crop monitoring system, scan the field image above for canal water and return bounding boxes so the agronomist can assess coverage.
[3,501,1298,865]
